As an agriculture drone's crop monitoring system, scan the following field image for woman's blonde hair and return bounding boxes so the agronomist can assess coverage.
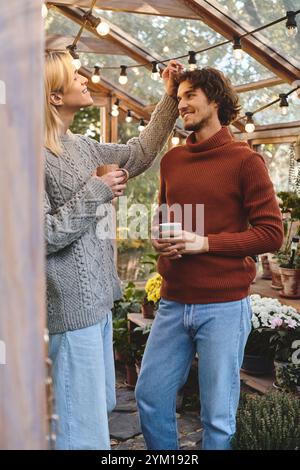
[44,51,74,156]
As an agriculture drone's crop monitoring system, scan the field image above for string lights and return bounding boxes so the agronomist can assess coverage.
[125,110,133,123]
[91,64,101,83]
[233,37,243,60]
[279,93,289,115]
[151,62,160,81]
[119,66,128,85]
[111,99,120,117]
[286,11,298,37]
[171,130,180,146]
[188,51,197,71]
[138,119,146,132]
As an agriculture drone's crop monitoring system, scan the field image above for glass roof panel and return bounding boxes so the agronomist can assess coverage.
[238,83,300,125]
[216,0,300,69]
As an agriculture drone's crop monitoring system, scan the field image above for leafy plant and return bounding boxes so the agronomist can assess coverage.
[275,191,300,268]
[232,392,300,450]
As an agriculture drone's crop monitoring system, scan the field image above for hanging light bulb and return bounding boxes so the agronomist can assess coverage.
[119,66,128,85]
[233,37,243,60]
[279,93,289,115]
[171,131,180,146]
[138,119,146,132]
[91,65,101,84]
[111,99,120,117]
[66,45,81,70]
[245,112,255,133]
[96,20,110,37]
[125,110,133,123]
[151,62,160,81]
[188,51,197,71]
[286,11,298,37]
[42,3,48,19]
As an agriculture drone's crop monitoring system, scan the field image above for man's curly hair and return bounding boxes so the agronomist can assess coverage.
[176,67,241,125]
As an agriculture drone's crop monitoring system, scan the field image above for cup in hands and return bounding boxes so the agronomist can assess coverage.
[95,164,129,198]
[159,222,182,239]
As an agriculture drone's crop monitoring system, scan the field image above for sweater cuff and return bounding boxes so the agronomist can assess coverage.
[86,177,114,203]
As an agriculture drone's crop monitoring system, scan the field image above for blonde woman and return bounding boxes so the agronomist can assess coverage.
[45,51,181,450]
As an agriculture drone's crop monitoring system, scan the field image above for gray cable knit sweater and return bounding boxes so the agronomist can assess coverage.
[45,94,178,334]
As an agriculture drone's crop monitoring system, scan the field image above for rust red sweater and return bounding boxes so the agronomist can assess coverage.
[158,127,283,304]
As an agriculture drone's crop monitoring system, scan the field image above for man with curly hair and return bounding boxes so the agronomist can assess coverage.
[135,67,283,450]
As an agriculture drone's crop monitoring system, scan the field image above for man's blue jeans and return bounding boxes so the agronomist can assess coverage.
[49,311,115,450]
[135,297,252,450]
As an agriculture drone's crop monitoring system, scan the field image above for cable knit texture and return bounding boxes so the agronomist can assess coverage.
[158,126,284,304]
[45,94,178,334]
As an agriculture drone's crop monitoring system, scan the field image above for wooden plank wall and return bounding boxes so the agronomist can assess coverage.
[0,0,46,449]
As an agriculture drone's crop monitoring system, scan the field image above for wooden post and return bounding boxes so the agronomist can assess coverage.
[0,0,46,449]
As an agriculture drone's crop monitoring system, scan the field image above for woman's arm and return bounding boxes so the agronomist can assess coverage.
[45,176,114,255]
[83,61,181,178]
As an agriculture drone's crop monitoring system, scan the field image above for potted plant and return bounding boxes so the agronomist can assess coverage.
[232,391,300,450]
[268,313,300,391]
[242,295,276,374]
[275,191,300,298]
[142,272,162,319]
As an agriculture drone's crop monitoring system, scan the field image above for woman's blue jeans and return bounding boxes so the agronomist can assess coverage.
[49,311,115,450]
[135,297,252,450]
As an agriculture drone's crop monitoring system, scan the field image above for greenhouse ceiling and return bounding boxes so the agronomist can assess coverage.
[45,0,300,132]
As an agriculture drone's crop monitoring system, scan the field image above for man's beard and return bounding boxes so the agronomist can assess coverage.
[184,113,212,132]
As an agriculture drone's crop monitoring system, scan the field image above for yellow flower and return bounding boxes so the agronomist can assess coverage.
[145,273,162,303]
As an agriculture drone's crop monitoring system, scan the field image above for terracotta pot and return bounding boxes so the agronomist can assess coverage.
[260,255,272,280]
[280,267,300,299]
[269,258,283,290]
[125,364,137,388]
[141,302,155,319]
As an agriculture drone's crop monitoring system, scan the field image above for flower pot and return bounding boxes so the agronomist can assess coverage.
[260,255,272,280]
[269,258,283,290]
[279,267,300,299]
[241,354,274,375]
[125,364,137,388]
[141,302,155,319]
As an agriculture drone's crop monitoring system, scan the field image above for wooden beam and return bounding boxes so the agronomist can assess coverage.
[0,0,46,449]
[181,0,300,83]
[54,5,165,69]
[48,1,200,19]
[235,77,285,93]
[235,127,300,142]
[46,34,126,55]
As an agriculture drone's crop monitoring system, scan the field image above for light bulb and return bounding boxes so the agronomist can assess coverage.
[72,58,82,70]
[245,122,255,133]
[287,26,298,37]
[111,109,119,117]
[91,66,101,84]
[163,46,169,53]
[233,48,243,60]
[138,119,145,132]
[125,110,133,123]
[42,4,48,19]
[151,62,160,81]
[171,136,180,145]
[91,74,100,84]
[188,63,197,71]
[286,11,298,37]
[119,66,128,85]
[119,75,128,85]
[96,21,110,36]
[281,106,288,116]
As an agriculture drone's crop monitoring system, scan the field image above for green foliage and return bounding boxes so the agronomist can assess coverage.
[70,107,101,140]
[244,328,274,358]
[275,191,300,268]
[232,392,300,450]
[112,282,143,320]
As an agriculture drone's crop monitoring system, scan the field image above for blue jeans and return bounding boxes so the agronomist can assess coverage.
[49,312,115,450]
[135,297,252,450]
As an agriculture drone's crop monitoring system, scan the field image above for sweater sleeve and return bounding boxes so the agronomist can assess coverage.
[86,94,178,178]
[208,153,284,257]
[45,177,114,255]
